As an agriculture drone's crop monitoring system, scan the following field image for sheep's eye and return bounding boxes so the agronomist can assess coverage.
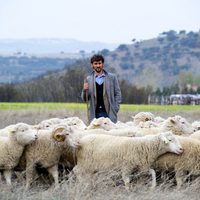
[181,121,185,124]
[104,122,107,125]
[21,130,25,132]
[73,123,77,125]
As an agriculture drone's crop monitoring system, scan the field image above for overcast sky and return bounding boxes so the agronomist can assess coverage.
[0,0,199,44]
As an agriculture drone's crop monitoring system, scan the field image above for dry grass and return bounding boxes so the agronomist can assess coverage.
[0,108,200,199]
[0,170,200,200]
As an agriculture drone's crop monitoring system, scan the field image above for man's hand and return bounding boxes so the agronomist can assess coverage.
[83,82,89,91]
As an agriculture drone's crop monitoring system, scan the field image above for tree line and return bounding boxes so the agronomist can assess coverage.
[0,65,199,104]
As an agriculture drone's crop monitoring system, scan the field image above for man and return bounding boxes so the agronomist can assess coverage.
[81,54,121,123]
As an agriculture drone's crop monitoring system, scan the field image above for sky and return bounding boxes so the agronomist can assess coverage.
[0,0,199,44]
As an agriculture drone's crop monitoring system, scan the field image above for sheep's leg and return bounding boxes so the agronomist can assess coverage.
[47,164,59,188]
[73,165,87,182]
[149,168,156,189]
[122,169,132,190]
[26,163,37,190]
[175,170,185,189]
[3,170,12,185]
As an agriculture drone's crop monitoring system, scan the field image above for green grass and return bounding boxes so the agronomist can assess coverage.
[120,104,200,112]
[0,102,86,110]
[0,102,200,112]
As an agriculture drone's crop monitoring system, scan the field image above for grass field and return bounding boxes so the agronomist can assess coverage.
[0,102,199,128]
[1,102,200,112]
[0,103,200,200]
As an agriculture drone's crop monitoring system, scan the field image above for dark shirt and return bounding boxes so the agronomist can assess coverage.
[95,82,106,113]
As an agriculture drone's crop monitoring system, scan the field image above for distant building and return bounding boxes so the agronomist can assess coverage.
[169,94,200,105]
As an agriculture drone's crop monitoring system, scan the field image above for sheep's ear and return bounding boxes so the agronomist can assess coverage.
[170,118,176,124]
[7,125,17,133]
[93,123,100,128]
[145,117,149,121]
[160,134,169,144]
[52,127,66,142]
[93,120,100,127]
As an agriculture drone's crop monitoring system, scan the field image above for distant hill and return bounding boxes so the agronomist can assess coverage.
[0,38,118,54]
[102,30,200,89]
[0,38,118,83]
[0,55,77,83]
[1,30,200,90]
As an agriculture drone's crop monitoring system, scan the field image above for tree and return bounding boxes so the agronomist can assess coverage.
[100,49,110,57]
[178,72,194,92]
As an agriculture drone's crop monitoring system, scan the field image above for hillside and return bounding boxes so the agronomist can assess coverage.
[0,55,76,83]
[0,38,118,83]
[0,30,200,90]
[103,30,200,89]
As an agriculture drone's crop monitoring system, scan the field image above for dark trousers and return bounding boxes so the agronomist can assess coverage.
[95,111,108,118]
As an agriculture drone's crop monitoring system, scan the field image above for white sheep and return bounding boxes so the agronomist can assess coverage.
[132,112,155,125]
[86,117,118,130]
[24,124,79,189]
[73,131,183,189]
[153,116,165,124]
[59,126,140,171]
[59,125,140,172]
[0,122,37,185]
[0,124,17,137]
[62,116,87,130]
[138,121,158,128]
[189,130,200,140]
[36,117,62,130]
[116,121,131,128]
[192,121,200,132]
[154,136,200,188]
[135,115,194,136]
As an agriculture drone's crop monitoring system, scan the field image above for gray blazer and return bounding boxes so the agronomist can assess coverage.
[81,70,121,123]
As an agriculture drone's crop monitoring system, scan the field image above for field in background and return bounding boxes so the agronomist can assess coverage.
[1,102,200,112]
[0,103,199,128]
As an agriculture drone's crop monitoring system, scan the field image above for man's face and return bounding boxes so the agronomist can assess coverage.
[91,60,104,74]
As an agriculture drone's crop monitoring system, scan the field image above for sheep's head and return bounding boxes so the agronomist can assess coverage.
[132,112,154,125]
[87,117,117,130]
[8,123,38,145]
[159,131,183,155]
[87,118,100,129]
[52,124,80,148]
[62,117,87,130]
[164,116,194,136]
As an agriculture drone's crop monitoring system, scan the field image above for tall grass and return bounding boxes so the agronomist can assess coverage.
[0,105,200,199]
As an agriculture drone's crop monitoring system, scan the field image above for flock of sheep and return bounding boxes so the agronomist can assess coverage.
[1,112,200,190]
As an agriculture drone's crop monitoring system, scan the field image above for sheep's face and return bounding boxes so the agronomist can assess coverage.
[62,117,87,130]
[133,112,154,125]
[166,116,194,135]
[192,121,200,132]
[9,123,37,145]
[52,125,80,148]
[37,120,54,130]
[87,117,117,131]
[159,131,183,155]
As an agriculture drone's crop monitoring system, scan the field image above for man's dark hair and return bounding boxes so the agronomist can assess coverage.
[90,54,104,64]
